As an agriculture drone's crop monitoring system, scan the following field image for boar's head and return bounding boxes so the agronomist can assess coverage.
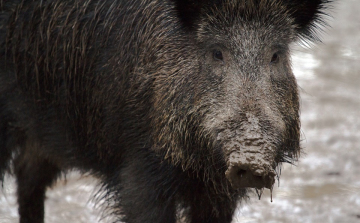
[151,0,330,192]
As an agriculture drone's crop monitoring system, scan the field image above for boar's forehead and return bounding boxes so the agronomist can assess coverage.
[196,1,296,49]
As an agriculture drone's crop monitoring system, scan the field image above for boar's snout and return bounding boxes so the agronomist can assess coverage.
[216,113,279,190]
[224,145,277,189]
[225,161,276,189]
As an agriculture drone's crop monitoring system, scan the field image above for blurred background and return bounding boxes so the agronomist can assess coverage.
[1,0,359,222]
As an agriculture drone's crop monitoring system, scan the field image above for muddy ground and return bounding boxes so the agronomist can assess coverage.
[1,0,359,222]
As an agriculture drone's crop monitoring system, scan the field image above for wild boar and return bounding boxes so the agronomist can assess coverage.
[0,0,330,222]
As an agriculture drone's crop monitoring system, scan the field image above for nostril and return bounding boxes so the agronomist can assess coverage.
[237,169,247,177]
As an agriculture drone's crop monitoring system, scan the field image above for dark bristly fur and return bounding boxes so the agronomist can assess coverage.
[0,0,330,223]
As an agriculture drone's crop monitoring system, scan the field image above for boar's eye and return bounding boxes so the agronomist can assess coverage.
[213,49,223,61]
[270,52,279,64]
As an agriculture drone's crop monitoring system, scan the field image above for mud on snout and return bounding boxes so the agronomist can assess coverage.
[214,113,283,190]
[225,144,277,190]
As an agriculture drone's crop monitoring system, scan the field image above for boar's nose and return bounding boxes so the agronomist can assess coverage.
[225,163,276,190]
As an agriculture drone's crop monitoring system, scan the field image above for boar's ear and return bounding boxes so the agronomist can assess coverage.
[284,0,332,41]
[172,0,208,29]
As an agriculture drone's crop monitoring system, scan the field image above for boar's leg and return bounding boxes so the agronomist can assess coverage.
[0,84,61,222]
[14,151,60,223]
[0,107,12,182]
[189,200,236,223]
[116,153,177,223]
[186,187,237,223]
[121,191,176,223]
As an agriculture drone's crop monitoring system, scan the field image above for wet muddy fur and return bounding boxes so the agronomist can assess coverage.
[0,0,330,223]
